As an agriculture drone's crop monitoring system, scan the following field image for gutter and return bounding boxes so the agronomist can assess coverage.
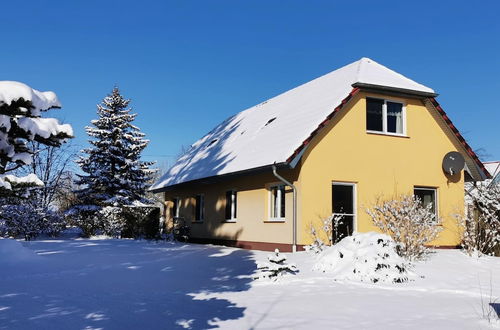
[272,163,297,253]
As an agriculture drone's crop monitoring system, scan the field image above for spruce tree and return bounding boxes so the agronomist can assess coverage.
[72,87,155,235]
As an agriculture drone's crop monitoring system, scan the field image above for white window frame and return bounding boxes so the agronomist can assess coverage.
[225,190,237,222]
[366,97,407,136]
[194,194,204,222]
[414,187,438,223]
[269,184,286,221]
[332,182,357,232]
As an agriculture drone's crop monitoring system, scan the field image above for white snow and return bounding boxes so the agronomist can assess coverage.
[0,81,61,114]
[152,57,435,190]
[16,117,73,139]
[0,173,44,190]
[0,81,61,111]
[0,237,498,329]
[312,232,414,283]
[0,239,40,264]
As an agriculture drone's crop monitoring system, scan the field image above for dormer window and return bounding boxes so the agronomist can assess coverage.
[366,98,405,135]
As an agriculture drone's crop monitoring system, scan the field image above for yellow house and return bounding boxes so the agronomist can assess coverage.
[150,58,490,252]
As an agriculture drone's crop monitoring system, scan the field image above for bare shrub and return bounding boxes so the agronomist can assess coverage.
[460,184,500,257]
[306,214,347,254]
[366,194,442,261]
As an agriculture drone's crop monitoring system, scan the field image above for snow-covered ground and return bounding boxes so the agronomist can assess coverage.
[0,237,499,330]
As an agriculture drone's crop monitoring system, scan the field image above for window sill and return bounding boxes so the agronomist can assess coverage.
[222,219,237,223]
[264,219,286,223]
[366,130,409,138]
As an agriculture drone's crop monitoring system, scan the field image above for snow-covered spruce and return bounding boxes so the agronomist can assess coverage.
[71,87,156,236]
[366,194,442,261]
[0,81,72,193]
[313,232,414,283]
[254,249,298,281]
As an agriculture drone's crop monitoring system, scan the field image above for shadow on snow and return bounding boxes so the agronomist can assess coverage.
[0,238,256,329]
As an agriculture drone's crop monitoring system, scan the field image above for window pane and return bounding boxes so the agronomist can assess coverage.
[414,188,436,215]
[280,186,286,218]
[200,196,204,220]
[272,187,278,218]
[366,98,384,132]
[387,102,403,134]
[225,191,232,219]
[195,196,202,221]
[332,184,354,214]
[233,191,237,219]
[172,198,179,218]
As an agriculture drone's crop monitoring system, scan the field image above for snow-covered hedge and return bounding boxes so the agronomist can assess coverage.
[312,232,414,283]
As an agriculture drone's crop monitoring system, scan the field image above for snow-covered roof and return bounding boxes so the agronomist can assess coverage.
[151,57,435,191]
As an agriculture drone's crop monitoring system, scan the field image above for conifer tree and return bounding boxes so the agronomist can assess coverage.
[0,81,72,193]
[72,87,155,235]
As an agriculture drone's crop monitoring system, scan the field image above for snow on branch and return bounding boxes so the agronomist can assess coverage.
[0,81,72,193]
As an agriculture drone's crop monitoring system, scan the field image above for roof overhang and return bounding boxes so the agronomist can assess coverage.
[352,82,438,99]
[149,162,290,193]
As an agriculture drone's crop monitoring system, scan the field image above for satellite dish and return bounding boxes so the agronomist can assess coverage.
[442,151,465,175]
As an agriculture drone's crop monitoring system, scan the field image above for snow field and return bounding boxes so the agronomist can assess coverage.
[0,237,498,329]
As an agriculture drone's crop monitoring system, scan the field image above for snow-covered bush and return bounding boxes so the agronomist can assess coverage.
[1,204,43,240]
[460,184,500,257]
[312,232,414,283]
[68,205,101,237]
[101,206,126,238]
[254,249,298,281]
[366,194,442,261]
[305,224,327,254]
[305,214,346,254]
[41,208,66,237]
[120,206,161,239]
[0,202,67,240]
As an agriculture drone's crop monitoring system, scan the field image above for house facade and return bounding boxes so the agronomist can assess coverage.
[151,58,490,252]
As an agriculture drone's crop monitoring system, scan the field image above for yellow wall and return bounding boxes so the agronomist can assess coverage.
[163,92,466,247]
[298,92,465,246]
[163,170,297,244]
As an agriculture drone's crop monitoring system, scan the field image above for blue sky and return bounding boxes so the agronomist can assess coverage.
[1,0,499,169]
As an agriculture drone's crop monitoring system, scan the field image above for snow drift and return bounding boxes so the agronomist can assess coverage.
[312,232,414,283]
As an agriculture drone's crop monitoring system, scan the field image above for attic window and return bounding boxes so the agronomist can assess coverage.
[264,117,277,127]
[366,98,406,135]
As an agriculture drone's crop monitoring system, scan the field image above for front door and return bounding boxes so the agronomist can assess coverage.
[332,182,356,243]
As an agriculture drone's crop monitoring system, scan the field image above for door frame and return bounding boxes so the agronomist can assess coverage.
[331,181,357,232]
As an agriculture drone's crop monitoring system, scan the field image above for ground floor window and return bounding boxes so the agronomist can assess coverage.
[332,182,356,242]
[195,195,204,221]
[172,197,180,219]
[225,190,237,220]
[414,187,437,220]
[270,185,286,219]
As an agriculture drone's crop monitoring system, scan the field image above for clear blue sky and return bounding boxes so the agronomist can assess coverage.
[2,0,499,169]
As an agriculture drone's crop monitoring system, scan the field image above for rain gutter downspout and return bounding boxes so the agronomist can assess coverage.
[272,163,297,253]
